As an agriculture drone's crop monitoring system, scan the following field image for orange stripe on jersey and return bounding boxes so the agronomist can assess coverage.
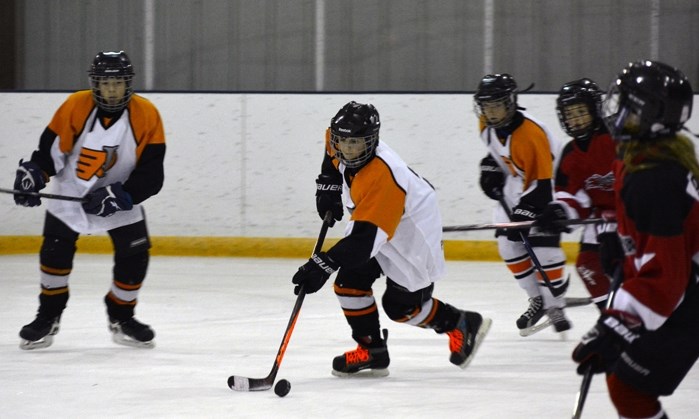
[128,95,166,160]
[509,119,554,190]
[348,157,405,239]
[40,265,72,276]
[418,298,440,327]
[41,287,68,296]
[333,283,373,297]
[506,257,533,276]
[113,280,142,291]
[343,304,378,317]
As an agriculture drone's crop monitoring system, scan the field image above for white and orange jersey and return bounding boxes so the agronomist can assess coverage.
[43,90,165,234]
[330,137,446,291]
[479,111,560,215]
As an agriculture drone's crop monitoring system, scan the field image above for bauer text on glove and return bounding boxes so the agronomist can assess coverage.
[571,310,643,375]
[291,252,339,295]
[506,203,538,241]
[82,182,133,217]
[316,174,343,227]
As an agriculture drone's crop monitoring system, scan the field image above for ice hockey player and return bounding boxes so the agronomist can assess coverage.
[535,78,623,311]
[291,101,491,377]
[13,51,165,350]
[473,73,571,334]
[572,60,699,418]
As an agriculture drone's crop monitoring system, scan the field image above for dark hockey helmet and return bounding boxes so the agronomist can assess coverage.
[602,60,693,142]
[330,101,381,168]
[88,51,135,113]
[474,73,518,128]
[556,78,604,139]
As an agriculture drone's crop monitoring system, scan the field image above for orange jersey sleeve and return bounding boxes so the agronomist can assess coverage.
[47,90,95,154]
[509,120,554,189]
[348,157,405,239]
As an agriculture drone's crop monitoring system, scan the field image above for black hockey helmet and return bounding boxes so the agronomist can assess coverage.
[556,78,604,139]
[474,73,519,128]
[329,101,381,168]
[602,60,693,141]
[88,51,135,113]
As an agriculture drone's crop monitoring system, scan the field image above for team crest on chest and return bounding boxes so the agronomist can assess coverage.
[76,145,119,180]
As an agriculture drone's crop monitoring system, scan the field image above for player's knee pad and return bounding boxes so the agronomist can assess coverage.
[382,280,433,322]
[113,251,149,285]
[40,235,78,269]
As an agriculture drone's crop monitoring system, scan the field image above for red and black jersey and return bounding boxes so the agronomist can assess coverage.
[554,131,616,219]
[612,156,699,330]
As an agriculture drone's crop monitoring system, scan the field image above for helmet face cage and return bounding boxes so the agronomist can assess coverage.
[556,78,603,139]
[474,74,518,128]
[602,60,693,142]
[88,51,135,113]
[329,102,380,168]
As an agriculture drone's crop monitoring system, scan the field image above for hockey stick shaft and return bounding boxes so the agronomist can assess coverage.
[0,187,87,203]
[228,210,333,391]
[572,264,624,418]
[443,218,603,232]
[498,197,565,297]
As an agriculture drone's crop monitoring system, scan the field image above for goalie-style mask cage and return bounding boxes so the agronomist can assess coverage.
[602,60,693,142]
[88,51,135,113]
[556,78,604,140]
[330,101,381,169]
[474,73,519,128]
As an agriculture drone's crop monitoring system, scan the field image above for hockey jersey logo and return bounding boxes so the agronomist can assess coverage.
[76,145,119,180]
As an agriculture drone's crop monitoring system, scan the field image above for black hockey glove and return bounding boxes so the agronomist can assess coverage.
[13,159,47,207]
[479,155,505,200]
[82,182,133,217]
[598,232,624,278]
[506,203,537,242]
[535,202,571,234]
[315,174,343,227]
[292,252,339,295]
[572,310,643,375]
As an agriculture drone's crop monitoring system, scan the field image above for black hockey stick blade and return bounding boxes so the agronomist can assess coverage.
[443,218,603,232]
[227,211,333,392]
[0,187,87,203]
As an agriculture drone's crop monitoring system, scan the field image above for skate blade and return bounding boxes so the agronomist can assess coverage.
[456,317,492,369]
[19,335,54,350]
[519,318,552,337]
[111,333,155,349]
[331,368,389,378]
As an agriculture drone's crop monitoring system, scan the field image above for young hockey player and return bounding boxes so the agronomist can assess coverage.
[535,78,623,311]
[13,51,166,349]
[572,60,699,418]
[292,101,491,377]
[473,73,571,334]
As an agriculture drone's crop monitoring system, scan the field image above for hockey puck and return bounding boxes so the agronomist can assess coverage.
[274,379,291,397]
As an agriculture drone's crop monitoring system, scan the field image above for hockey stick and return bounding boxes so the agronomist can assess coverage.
[571,264,623,418]
[0,187,87,203]
[498,196,566,297]
[228,210,333,392]
[443,218,603,232]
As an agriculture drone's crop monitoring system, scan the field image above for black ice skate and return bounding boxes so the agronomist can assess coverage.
[332,330,390,378]
[19,315,61,350]
[546,307,572,332]
[109,317,155,349]
[516,296,545,330]
[447,311,492,369]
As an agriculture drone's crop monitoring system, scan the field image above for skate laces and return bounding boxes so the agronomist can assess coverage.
[447,328,464,353]
[523,297,543,319]
[345,345,371,365]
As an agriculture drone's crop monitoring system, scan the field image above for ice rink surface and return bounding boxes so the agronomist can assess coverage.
[1,254,697,419]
